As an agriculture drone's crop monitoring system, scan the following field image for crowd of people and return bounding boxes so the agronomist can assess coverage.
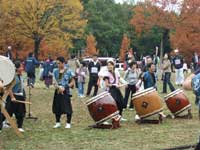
[1,46,200,135]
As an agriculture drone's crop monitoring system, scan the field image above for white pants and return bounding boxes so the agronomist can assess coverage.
[175,68,184,85]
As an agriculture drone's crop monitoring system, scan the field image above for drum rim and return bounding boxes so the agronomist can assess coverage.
[95,111,119,125]
[164,89,183,100]
[86,91,110,105]
[173,104,191,116]
[139,108,163,119]
[132,87,156,100]
[0,56,15,86]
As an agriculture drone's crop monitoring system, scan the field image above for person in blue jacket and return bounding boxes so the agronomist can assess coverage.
[52,57,75,129]
[25,52,39,87]
[42,56,54,88]
[143,63,157,89]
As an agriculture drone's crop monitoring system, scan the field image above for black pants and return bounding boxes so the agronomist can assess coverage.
[55,114,72,123]
[123,84,137,109]
[27,72,36,86]
[0,109,24,129]
[86,76,98,96]
[163,72,175,93]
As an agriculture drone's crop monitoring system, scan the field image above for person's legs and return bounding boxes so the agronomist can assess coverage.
[175,69,181,85]
[93,78,98,96]
[86,78,93,96]
[15,114,24,128]
[163,73,167,93]
[166,72,175,92]
[129,85,136,109]
[78,82,82,96]
[65,113,72,128]
[123,85,131,108]
[179,68,184,85]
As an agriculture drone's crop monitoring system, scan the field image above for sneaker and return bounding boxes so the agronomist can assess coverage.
[120,117,127,122]
[159,112,166,118]
[18,128,25,132]
[65,123,71,129]
[102,121,110,125]
[53,122,61,128]
[135,114,141,121]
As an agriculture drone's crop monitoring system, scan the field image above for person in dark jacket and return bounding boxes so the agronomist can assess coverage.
[86,54,101,96]
[42,56,54,88]
[25,52,39,87]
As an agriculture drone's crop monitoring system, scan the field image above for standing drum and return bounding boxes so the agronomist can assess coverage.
[164,89,191,116]
[86,91,119,125]
[132,87,163,119]
[0,55,15,86]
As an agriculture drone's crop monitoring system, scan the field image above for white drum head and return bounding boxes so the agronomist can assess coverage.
[0,55,15,86]
[132,87,155,99]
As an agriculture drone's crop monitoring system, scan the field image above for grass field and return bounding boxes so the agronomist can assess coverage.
[0,68,200,150]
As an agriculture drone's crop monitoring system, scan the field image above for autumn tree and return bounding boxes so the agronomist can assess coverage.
[170,0,200,60]
[119,34,130,62]
[84,34,98,57]
[130,0,178,59]
[2,0,86,58]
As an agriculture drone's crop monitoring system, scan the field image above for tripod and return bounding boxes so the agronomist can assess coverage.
[26,78,38,120]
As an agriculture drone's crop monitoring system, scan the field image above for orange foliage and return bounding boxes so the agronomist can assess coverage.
[84,34,98,57]
[119,34,130,62]
[130,1,178,35]
[170,0,200,61]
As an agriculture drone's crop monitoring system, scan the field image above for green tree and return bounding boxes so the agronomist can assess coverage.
[85,0,134,56]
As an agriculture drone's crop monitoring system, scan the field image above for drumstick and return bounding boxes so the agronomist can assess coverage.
[112,84,128,88]
[12,99,32,105]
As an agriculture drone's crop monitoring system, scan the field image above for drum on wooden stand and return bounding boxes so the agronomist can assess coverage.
[164,89,191,116]
[0,55,15,87]
[132,87,163,119]
[86,91,119,125]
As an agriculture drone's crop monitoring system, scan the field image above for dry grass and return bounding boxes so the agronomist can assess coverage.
[0,70,200,150]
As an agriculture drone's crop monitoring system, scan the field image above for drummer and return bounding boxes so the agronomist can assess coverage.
[135,63,165,120]
[143,63,157,89]
[0,61,26,132]
[102,59,127,121]
[52,57,75,129]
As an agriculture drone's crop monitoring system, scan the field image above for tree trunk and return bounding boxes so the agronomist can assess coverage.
[160,29,170,62]
[33,34,41,59]
[160,35,164,62]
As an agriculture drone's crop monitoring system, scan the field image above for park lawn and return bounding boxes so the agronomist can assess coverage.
[0,71,200,150]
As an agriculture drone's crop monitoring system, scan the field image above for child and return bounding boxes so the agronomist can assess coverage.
[76,61,87,98]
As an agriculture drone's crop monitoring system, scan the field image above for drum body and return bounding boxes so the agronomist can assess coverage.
[86,91,119,124]
[132,88,163,119]
[0,55,15,86]
[164,89,191,116]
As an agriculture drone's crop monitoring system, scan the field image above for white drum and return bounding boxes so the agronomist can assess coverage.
[0,55,15,86]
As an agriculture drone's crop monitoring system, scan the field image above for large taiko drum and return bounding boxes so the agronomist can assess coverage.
[86,91,119,125]
[132,87,163,119]
[164,89,191,116]
[0,55,15,86]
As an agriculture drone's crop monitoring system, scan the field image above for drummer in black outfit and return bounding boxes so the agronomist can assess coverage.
[103,59,127,121]
[0,61,26,132]
[86,54,101,97]
[52,57,75,129]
